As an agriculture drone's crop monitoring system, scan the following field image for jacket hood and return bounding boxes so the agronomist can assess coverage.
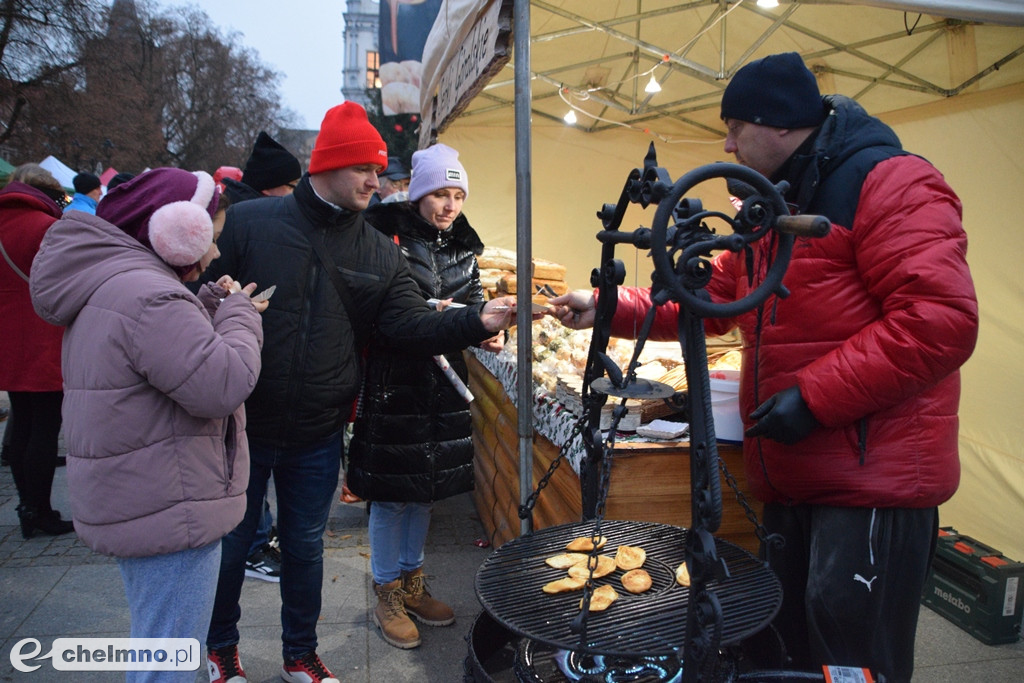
[0,182,62,218]
[817,95,903,175]
[778,94,903,212]
[30,212,176,327]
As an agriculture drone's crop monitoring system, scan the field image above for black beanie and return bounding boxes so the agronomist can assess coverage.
[720,52,827,129]
[241,132,302,191]
[73,172,101,194]
[106,172,135,190]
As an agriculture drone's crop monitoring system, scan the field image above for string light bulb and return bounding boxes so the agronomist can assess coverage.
[563,109,577,125]
[645,74,662,94]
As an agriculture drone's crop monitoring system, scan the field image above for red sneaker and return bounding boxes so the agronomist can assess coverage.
[207,644,247,683]
[281,651,340,683]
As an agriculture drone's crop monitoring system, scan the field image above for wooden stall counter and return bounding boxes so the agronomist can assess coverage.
[467,352,762,554]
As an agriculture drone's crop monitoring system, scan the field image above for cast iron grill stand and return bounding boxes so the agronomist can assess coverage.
[477,146,830,681]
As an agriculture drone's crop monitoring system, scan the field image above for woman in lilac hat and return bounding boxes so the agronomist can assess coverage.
[351,143,504,650]
[30,168,267,681]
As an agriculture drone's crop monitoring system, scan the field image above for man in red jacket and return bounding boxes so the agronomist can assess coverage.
[550,52,978,682]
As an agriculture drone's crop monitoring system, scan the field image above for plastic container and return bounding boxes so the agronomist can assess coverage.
[709,377,743,443]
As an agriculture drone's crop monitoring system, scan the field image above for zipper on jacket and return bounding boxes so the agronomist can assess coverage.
[283,252,319,438]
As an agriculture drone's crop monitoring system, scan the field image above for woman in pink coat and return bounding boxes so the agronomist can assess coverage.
[0,163,73,538]
[30,168,266,682]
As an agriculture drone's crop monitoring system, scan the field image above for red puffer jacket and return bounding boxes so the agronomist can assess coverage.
[612,151,978,509]
[0,182,64,392]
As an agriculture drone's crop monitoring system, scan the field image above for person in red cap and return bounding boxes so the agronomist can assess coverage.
[199,101,516,683]
[213,166,243,193]
[549,52,977,682]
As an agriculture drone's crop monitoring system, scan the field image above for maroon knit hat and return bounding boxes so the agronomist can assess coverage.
[97,168,219,277]
[308,102,388,174]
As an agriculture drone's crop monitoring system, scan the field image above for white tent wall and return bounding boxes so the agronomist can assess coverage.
[439,79,1024,559]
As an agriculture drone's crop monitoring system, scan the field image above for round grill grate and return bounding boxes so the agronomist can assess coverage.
[475,519,782,658]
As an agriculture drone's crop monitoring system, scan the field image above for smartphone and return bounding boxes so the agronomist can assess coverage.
[252,285,276,303]
[427,298,466,309]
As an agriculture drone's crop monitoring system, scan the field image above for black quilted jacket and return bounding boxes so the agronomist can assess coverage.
[201,176,491,449]
[346,202,485,503]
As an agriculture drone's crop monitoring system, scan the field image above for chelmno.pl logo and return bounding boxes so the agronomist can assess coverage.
[10,638,199,673]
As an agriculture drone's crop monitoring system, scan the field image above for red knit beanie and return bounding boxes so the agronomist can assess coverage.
[308,102,388,174]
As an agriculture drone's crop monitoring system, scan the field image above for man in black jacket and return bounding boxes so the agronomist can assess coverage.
[202,102,514,683]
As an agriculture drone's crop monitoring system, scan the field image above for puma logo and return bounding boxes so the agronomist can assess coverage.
[854,573,877,592]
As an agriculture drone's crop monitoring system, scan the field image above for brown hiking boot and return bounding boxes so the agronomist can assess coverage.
[402,568,455,626]
[373,579,421,649]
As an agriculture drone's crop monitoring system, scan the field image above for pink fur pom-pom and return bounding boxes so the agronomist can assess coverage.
[148,200,213,266]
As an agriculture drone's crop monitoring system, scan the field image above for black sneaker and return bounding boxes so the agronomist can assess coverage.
[244,544,281,582]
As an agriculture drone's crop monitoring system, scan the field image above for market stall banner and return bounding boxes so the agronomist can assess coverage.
[378,0,444,115]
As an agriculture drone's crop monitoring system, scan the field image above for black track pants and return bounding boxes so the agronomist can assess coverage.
[760,503,939,683]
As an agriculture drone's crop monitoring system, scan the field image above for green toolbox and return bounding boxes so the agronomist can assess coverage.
[921,527,1023,645]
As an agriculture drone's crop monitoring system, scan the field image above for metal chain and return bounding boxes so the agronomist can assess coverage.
[572,400,626,645]
[516,414,586,520]
[718,453,774,546]
[592,403,625,523]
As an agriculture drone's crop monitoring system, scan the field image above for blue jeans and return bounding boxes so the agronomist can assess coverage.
[247,497,274,555]
[207,432,342,660]
[368,501,432,585]
[118,541,221,683]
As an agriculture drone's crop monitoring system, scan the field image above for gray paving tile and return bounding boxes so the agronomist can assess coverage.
[0,565,68,638]
[18,564,129,636]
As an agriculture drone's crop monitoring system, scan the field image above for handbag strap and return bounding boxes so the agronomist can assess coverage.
[0,236,30,283]
[295,221,371,349]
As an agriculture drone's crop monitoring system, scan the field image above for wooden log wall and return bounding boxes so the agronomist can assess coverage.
[467,353,762,554]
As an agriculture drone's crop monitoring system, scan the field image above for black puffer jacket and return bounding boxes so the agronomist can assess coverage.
[201,176,492,448]
[221,177,263,204]
[346,202,485,503]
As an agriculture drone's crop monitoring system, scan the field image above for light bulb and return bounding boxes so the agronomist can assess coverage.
[563,109,577,125]
[756,0,779,7]
[645,74,662,94]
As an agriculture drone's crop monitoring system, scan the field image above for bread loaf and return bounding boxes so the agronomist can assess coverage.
[532,258,567,280]
[477,246,517,271]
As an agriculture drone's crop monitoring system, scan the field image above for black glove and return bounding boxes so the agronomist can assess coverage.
[745,385,820,445]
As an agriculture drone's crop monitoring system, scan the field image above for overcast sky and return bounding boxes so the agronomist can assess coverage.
[191,0,362,130]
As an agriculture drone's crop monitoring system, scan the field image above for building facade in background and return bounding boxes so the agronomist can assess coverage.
[342,0,380,109]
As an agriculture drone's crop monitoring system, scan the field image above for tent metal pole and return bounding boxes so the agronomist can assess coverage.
[514,0,534,538]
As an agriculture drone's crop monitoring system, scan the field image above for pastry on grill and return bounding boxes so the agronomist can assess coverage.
[675,561,691,587]
[614,545,646,570]
[621,568,653,594]
[580,584,619,611]
[566,535,607,552]
[567,554,616,579]
[542,576,587,594]
[545,552,590,569]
